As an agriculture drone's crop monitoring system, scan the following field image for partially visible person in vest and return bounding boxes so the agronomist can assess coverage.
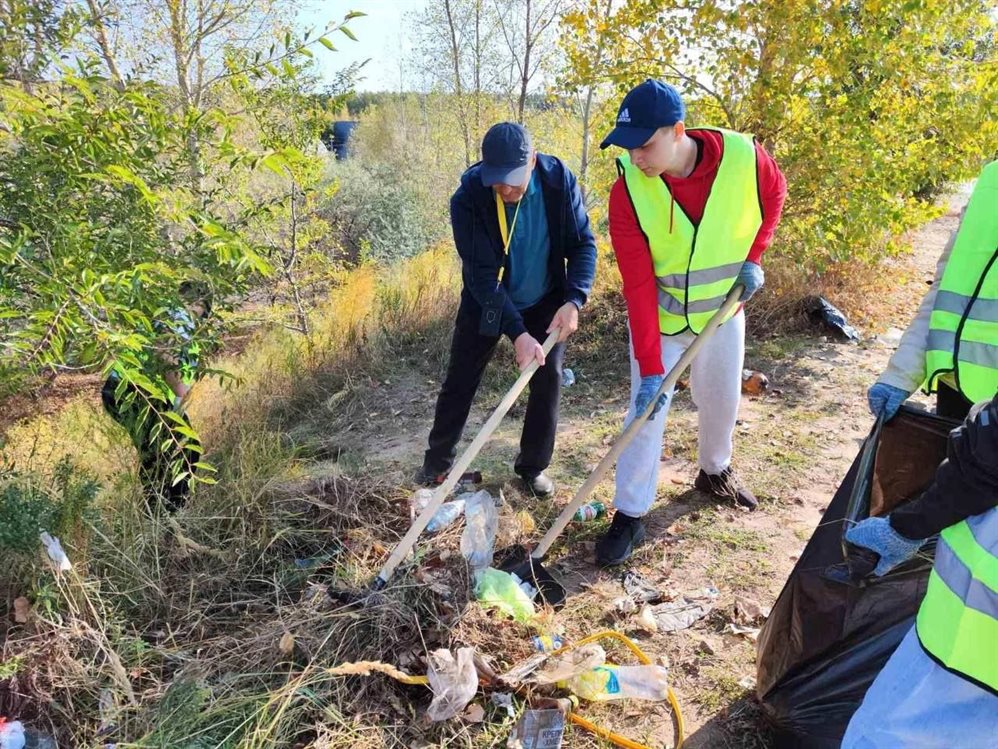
[869,160,998,423]
[842,393,998,748]
[416,123,597,496]
[101,281,211,512]
[595,79,786,566]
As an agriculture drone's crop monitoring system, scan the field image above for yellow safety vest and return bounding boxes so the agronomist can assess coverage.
[617,128,762,335]
[924,161,998,403]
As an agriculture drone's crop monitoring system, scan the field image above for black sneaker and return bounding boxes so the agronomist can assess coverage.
[694,467,758,510]
[522,472,555,497]
[596,511,646,567]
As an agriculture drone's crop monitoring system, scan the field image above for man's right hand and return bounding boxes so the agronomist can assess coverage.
[514,332,546,370]
[635,374,668,416]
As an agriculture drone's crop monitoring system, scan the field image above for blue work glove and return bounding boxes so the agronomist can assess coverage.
[635,374,668,416]
[736,261,764,301]
[867,382,909,421]
[845,516,925,576]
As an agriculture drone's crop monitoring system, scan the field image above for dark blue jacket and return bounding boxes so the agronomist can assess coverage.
[450,153,597,341]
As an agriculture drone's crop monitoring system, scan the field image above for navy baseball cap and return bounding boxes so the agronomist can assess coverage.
[600,79,686,150]
[480,122,533,186]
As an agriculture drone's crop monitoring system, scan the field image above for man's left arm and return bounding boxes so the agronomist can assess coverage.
[549,166,597,341]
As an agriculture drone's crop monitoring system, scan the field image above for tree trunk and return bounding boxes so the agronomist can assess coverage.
[516,0,532,123]
[84,0,124,88]
[444,0,473,167]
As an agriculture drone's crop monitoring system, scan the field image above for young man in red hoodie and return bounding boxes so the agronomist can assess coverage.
[596,79,786,566]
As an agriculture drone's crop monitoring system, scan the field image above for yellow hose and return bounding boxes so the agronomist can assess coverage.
[352,630,684,749]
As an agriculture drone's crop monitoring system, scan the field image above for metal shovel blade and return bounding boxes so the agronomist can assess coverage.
[496,545,567,609]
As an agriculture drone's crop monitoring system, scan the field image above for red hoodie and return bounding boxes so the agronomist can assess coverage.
[609,129,787,377]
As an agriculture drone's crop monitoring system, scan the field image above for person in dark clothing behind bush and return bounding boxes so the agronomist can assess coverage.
[101,281,211,511]
[416,123,597,496]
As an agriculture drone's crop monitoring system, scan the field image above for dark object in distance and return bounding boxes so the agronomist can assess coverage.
[803,296,860,341]
[321,121,358,159]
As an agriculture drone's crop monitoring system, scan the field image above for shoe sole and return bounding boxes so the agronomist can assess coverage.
[596,525,647,568]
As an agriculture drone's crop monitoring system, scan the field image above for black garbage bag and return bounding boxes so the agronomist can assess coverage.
[756,406,959,748]
[803,296,860,341]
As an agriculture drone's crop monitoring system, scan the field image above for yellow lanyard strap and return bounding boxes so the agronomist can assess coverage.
[495,191,522,286]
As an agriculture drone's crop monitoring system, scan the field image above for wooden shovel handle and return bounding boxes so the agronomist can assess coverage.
[374,329,561,588]
[531,286,744,560]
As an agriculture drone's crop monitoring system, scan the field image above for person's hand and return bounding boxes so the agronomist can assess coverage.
[867,382,909,421]
[635,374,668,416]
[845,516,925,576]
[736,261,764,301]
[514,332,546,371]
[547,302,580,343]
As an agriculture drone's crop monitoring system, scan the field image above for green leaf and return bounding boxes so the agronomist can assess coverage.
[318,37,336,51]
[344,11,366,20]
[340,26,358,42]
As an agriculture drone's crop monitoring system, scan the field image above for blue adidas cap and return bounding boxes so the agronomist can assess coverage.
[480,122,533,186]
[600,79,686,150]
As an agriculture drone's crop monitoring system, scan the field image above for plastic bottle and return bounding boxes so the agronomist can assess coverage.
[0,720,58,749]
[574,501,606,522]
[566,664,670,701]
[425,499,466,533]
[561,368,576,387]
[531,634,565,653]
[460,490,498,574]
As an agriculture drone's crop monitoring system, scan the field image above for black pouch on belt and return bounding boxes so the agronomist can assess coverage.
[479,288,503,337]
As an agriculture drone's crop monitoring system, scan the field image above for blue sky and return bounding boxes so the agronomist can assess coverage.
[297,1,430,91]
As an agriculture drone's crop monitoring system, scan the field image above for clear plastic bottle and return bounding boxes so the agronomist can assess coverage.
[566,664,670,701]
[425,499,466,533]
[0,720,58,749]
[460,490,498,574]
[531,634,565,652]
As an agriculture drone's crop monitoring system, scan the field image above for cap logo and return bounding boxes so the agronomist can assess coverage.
[617,108,630,123]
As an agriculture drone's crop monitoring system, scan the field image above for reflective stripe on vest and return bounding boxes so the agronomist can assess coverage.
[924,161,998,403]
[617,128,762,335]
[916,508,998,693]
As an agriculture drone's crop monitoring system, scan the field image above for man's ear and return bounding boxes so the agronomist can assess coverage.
[673,121,686,139]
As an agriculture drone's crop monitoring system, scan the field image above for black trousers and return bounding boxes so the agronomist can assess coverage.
[423,294,565,479]
[102,377,201,511]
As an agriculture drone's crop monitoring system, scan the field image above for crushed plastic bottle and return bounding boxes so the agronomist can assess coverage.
[561,368,576,387]
[425,499,466,533]
[531,634,565,653]
[0,719,57,749]
[475,567,536,623]
[461,490,498,575]
[574,501,606,522]
[566,664,670,702]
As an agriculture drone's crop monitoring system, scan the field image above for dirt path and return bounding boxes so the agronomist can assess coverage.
[319,197,962,747]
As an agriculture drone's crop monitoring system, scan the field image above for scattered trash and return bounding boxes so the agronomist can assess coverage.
[532,644,606,685]
[508,709,565,749]
[293,555,333,570]
[475,568,537,623]
[500,652,550,687]
[566,664,670,701]
[741,369,770,395]
[491,692,516,718]
[13,597,30,624]
[648,586,719,633]
[457,471,484,491]
[531,634,565,653]
[326,659,424,684]
[734,596,771,625]
[278,632,295,655]
[621,570,666,604]
[738,675,757,690]
[573,501,606,522]
[561,368,576,388]
[0,720,57,749]
[39,532,72,571]
[426,498,467,533]
[461,490,499,576]
[725,623,762,642]
[462,703,486,723]
[633,605,658,634]
[803,296,860,341]
[612,597,637,615]
[426,647,479,722]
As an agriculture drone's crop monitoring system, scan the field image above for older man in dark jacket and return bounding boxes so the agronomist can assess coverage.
[417,123,597,495]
